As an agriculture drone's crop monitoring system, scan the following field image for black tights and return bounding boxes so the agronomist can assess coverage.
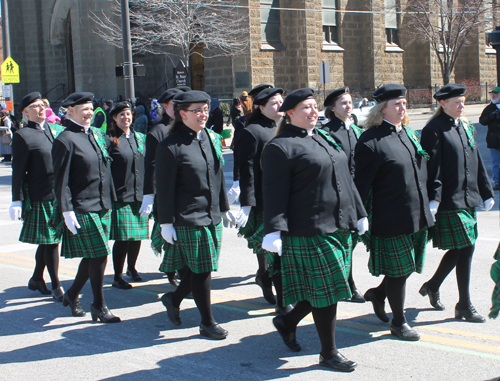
[112,240,141,280]
[373,275,409,326]
[32,244,61,289]
[171,268,215,327]
[427,245,474,308]
[66,256,107,309]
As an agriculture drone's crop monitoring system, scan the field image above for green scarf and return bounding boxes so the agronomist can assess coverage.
[404,126,429,160]
[316,127,343,152]
[490,242,500,319]
[459,120,475,150]
[206,129,224,165]
[91,127,112,163]
[47,122,65,140]
[133,130,146,156]
[351,124,364,139]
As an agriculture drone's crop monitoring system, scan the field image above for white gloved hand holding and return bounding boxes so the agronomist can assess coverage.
[222,210,236,228]
[227,181,241,205]
[429,200,440,222]
[63,211,81,235]
[484,197,495,211]
[357,217,369,236]
[9,201,22,221]
[262,231,282,256]
[235,206,251,228]
[161,223,177,245]
[139,194,155,218]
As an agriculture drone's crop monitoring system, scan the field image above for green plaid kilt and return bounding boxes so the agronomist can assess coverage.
[19,200,61,244]
[110,201,149,241]
[159,223,223,274]
[238,209,263,250]
[429,208,477,250]
[150,219,164,256]
[281,229,353,308]
[369,227,428,277]
[490,242,500,319]
[61,209,111,259]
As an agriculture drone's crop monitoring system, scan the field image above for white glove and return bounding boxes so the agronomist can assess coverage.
[222,210,236,228]
[227,181,241,205]
[63,211,81,235]
[357,217,369,236]
[484,197,495,211]
[262,231,282,256]
[235,206,251,228]
[429,200,440,222]
[161,223,177,245]
[139,194,155,217]
[9,201,22,221]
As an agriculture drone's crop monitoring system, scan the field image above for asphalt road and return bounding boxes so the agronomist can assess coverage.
[0,106,499,380]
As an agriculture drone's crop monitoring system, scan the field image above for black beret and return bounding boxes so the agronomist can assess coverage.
[158,88,184,104]
[248,84,274,98]
[433,84,466,101]
[173,90,211,104]
[103,100,114,108]
[324,87,350,107]
[372,84,407,103]
[253,88,283,106]
[279,88,315,112]
[176,85,192,92]
[19,92,42,113]
[61,92,94,107]
[109,101,132,118]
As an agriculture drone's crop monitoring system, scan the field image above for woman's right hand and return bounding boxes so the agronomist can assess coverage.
[161,223,177,245]
[63,211,81,235]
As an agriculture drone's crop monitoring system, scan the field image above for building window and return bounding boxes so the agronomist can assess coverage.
[385,0,398,45]
[386,28,398,45]
[261,0,281,44]
[322,0,338,44]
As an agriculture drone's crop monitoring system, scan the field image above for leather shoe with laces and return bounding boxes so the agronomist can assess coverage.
[273,315,301,352]
[319,353,357,372]
[161,292,181,325]
[62,293,86,317]
[126,269,142,282]
[90,303,121,323]
[112,278,132,290]
[199,323,228,340]
[51,286,64,302]
[28,278,51,295]
[419,282,445,310]
[364,288,389,322]
[455,303,486,323]
[390,321,420,341]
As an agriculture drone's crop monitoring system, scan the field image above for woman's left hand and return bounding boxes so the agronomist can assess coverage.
[484,197,495,211]
[357,217,369,236]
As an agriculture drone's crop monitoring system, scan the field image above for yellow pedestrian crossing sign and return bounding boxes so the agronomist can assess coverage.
[1,57,20,84]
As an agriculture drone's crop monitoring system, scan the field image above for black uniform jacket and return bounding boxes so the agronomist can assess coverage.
[11,121,56,201]
[322,116,358,178]
[421,112,493,210]
[479,102,500,149]
[107,130,144,203]
[231,115,247,181]
[144,117,171,195]
[237,115,276,210]
[155,124,229,227]
[355,121,433,237]
[52,121,112,213]
[262,124,366,237]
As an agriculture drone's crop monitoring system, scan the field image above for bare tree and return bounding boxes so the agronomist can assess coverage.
[91,0,249,67]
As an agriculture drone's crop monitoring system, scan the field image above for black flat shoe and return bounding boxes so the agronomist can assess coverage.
[199,323,228,340]
[419,283,445,310]
[455,303,485,323]
[275,304,293,315]
[319,353,357,372]
[255,270,276,305]
[350,289,366,303]
[90,303,121,323]
[28,278,51,295]
[364,288,389,322]
[390,321,420,341]
[126,269,142,282]
[51,286,64,302]
[112,278,132,290]
[62,293,86,317]
[161,292,181,325]
[272,315,301,352]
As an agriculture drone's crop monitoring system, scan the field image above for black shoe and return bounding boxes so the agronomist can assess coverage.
[319,353,357,372]
[126,269,142,282]
[161,292,181,325]
[419,282,445,310]
[272,315,301,352]
[51,286,64,302]
[275,304,293,315]
[255,270,276,305]
[62,293,86,317]
[349,289,366,303]
[455,303,486,323]
[90,303,121,323]
[112,278,132,290]
[28,278,51,295]
[364,288,389,322]
[199,323,228,340]
[390,321,420,341]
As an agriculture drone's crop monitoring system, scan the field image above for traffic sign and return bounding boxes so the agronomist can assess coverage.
[1,57,20,84]
[2,85,11,98]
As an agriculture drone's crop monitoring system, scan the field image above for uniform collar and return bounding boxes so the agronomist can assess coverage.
[26,120,45,130]
[67,120,90,133]
[257,114,277,128]
[180,124,205,141]
[383,119,402,133]
[286,124,316,136]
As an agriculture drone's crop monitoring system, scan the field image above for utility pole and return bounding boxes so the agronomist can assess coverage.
[120,0,135,102]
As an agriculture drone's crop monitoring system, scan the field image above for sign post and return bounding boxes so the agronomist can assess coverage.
[319,61,330,101]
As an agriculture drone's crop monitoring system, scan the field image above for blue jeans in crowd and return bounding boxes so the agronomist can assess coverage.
[489,148,500,186]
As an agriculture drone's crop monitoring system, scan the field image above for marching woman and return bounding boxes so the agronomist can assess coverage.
[107,101,149,289]
[322,87,365,303]
[419,84,494,322]
[156,91,235,340]
[354,84,434,341]
[10,92,64,300]
[52,92,120,323]
[261,88,367,372]
[234,87,284,310]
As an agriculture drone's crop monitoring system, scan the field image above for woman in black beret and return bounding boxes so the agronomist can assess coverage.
[419,84,494,322]
[261,88,367,372]
[52,92,120,323]
[155,90,235,340]
[354,84,433,341]
[106,102,149,289]
[10,92,65,301]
